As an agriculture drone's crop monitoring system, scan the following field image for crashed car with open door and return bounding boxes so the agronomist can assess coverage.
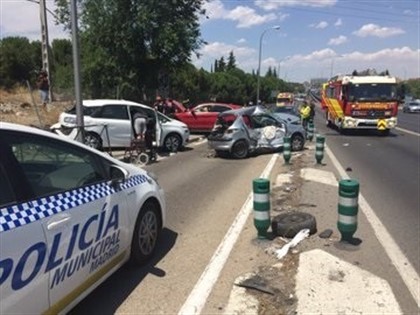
[207,106,289,159]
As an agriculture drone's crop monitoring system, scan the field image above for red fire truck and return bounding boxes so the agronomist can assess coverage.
[321,72,399,135]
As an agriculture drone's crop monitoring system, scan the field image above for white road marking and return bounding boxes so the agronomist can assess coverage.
[296,249,402,314]
[395,126,420,137]
[178,154,279,315]
[300,168,338,187]
[325,144,420,308]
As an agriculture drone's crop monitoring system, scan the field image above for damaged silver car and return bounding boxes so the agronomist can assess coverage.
[207,106,306,159]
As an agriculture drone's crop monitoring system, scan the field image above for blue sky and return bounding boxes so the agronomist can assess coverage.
[1,0,419,83]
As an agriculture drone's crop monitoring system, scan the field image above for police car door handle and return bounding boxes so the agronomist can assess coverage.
[47,214,71,231]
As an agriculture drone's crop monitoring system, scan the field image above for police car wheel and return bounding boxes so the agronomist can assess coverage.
[130,200,161,265]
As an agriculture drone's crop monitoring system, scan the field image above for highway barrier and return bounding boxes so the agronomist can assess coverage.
[307,121,314,141]
[315,134,325,164]
[253,178,271,239]
[337,179,359,242]
[283,136,291,164]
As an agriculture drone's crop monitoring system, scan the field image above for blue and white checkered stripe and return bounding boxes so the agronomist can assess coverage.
[0,174,149,233]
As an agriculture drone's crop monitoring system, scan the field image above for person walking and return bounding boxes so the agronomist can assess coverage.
[36,70,49,107]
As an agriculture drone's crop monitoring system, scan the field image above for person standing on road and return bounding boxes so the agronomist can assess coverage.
[309,102,315,123]
[36,70,49,107]
[300,101,311,129]
[153,96,165,113]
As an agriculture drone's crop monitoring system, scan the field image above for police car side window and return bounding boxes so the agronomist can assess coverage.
[0,162,16,207]
[4,132,107,199]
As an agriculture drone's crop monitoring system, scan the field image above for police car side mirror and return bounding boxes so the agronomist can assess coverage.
[110,165,128,186]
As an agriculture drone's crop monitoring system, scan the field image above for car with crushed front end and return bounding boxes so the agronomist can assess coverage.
[0,122,166,314]
[52,99,190,152]
[207,106,306,159]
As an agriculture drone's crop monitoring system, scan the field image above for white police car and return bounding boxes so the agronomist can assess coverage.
[0,122,166,314]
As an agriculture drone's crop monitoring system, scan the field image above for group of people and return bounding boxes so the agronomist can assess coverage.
[153,96,175,117]
[130,95,176,160]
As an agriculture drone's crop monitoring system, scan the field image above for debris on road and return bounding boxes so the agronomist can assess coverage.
[273,229,310,260]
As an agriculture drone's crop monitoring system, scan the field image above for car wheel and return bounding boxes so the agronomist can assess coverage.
[84,132,103,150]
[231,140,249,159]
[164,133,181,152]
[291,133,305,151]
[271,211,317,238]
[130,200,161,265]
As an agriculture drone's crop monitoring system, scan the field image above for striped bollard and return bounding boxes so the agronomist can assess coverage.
[307,121,314,142]
[253,178,271,239]
[315,134,325,164]
[283,136,291,164]
[337,179,359,242]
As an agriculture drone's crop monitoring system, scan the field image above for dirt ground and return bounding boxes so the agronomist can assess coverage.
[0,87,73,128]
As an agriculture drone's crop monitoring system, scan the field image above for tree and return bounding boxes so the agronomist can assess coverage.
[54,0,207,100]
[227,51,236,71]
[0,37,40,89]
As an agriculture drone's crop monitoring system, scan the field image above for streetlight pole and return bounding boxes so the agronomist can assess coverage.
[256,26,280,104]
[39,0,52,101]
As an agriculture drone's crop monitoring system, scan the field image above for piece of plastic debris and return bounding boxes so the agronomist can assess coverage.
[235,276,275,295]
[274,229,310,260]
[319,229,333,239]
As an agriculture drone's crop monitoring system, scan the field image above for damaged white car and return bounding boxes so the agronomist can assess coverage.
[207,106,306,159]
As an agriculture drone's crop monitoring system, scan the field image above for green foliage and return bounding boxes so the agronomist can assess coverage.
[0,37,40,89]
[404,79,420,98]
[54,0,206,101]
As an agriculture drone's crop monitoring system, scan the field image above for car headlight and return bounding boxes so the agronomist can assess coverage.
[63,116,76,124]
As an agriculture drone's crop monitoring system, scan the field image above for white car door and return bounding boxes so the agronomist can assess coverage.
[1,131,131,314]
[92,104,131,147]
[0,141,49,314]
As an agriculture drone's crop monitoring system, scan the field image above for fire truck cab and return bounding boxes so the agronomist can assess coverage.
[321,73,398,135]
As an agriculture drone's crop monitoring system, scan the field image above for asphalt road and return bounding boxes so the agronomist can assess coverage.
[69,107,419,314]
[70,139,277,314]
[312,106,420,273]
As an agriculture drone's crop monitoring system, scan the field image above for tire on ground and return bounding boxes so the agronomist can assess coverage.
[271,211,317,238]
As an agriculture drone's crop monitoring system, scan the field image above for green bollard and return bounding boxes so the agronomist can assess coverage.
[307,121,314,142]
[253,178,271,239]
[337,179,359,242]
[315,134,325,164]
[283,136,291,164]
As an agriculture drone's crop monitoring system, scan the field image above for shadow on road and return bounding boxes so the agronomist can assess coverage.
[69,228,178,315]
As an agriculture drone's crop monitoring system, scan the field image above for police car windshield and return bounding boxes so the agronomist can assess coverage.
[348,83,397,102]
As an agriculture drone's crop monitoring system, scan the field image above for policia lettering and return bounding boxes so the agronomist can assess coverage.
[0,204,120,291]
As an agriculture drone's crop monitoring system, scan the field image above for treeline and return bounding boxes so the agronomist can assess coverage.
[0,37,302,106]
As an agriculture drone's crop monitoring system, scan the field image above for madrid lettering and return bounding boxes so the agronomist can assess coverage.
[0,204,121,291]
